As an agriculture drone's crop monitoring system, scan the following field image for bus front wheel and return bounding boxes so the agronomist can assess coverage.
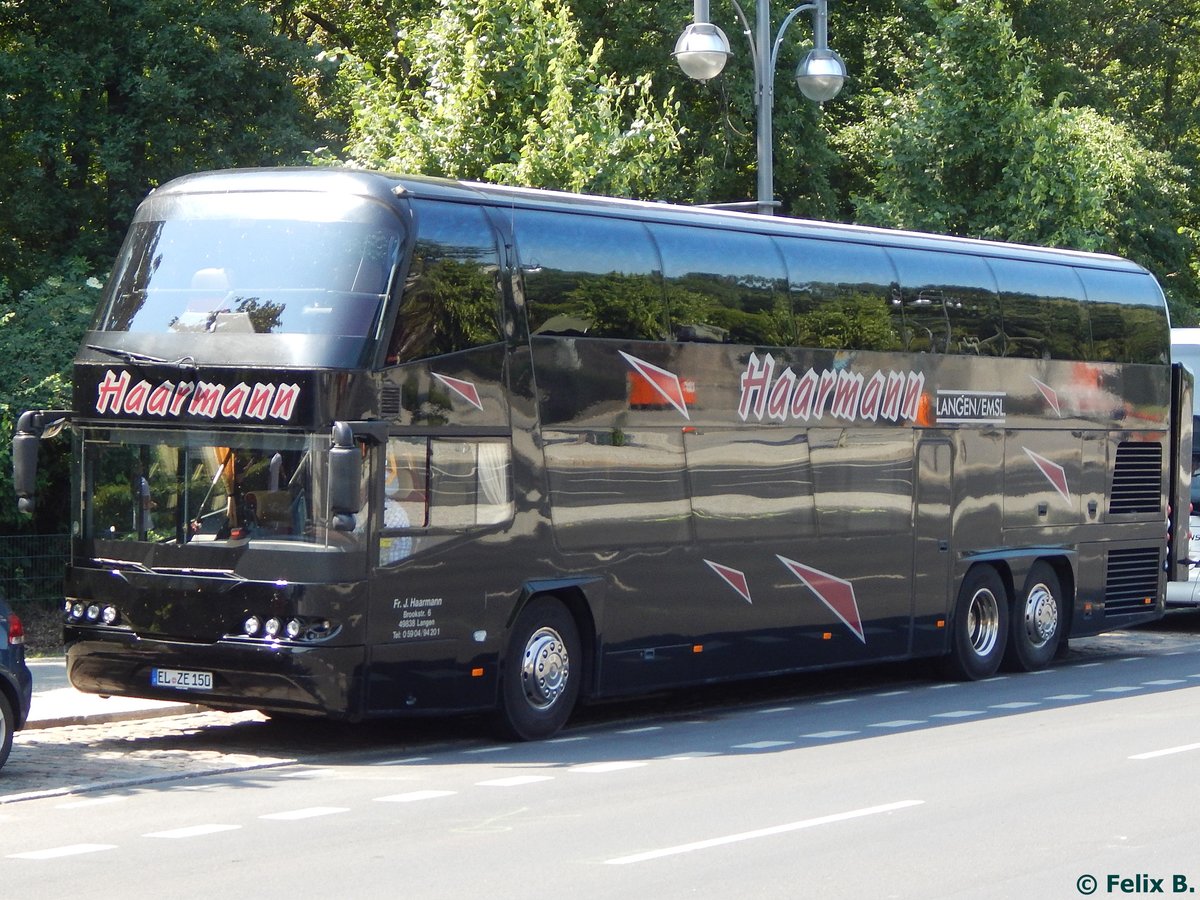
[1003,562,1063,672]
[493,597,581,741]
[941,566,1009,680]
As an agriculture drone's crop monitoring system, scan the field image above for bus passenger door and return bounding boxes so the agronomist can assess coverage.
[913,436,954,656]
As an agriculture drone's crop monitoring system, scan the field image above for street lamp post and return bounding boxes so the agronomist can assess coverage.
[674,0,846,215]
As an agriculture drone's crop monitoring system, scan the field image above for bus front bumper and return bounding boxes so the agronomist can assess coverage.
[66,635,367,721]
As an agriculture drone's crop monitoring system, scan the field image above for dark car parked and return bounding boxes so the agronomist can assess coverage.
[0,599,33,770]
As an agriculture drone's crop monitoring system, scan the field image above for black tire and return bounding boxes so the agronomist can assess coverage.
[1003,561,1064,672]
[940,566,1009,680]
[0,691,14,771]
[493,597,581,741]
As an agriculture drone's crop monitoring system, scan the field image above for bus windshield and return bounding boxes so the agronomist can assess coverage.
[94,191,404,337]
[80,427,368,551]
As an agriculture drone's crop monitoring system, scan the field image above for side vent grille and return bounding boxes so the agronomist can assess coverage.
[1108,441,1162,514]
[381,386,402,417]
[1104,547,1161,615]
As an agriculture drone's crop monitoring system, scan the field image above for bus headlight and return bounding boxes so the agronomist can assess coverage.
[243,616,261,637]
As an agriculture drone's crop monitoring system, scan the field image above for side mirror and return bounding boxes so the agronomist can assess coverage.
[13,410,71,514]
[328,421,362,517]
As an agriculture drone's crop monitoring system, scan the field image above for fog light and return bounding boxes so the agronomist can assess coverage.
[285,619,302,639]
[86,604,101,621]
[264,617,281,638]
[101,606,119,625]
[243,616,261,636]
[71,602,86,619]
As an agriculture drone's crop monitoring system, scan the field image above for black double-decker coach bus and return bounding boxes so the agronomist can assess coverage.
[13,168,1193,739]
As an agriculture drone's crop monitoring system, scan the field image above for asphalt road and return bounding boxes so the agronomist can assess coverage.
[3,615,1200,898]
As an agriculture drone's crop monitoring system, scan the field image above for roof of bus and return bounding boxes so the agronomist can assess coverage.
[155,167,1150,275]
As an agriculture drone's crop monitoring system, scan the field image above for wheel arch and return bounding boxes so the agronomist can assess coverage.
[510,578,600,701]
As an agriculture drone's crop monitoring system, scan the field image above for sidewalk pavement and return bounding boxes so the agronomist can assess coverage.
[24,658,204,730]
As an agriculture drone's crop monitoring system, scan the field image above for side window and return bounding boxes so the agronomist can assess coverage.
[1076,268,1169,364]
[888,248,1003,355]
[515,209,666,340]
[988,258,1090,360]
[379,435,512,566]
[388,200,503,364]
[779,237,900,351]
[647,223,789,345]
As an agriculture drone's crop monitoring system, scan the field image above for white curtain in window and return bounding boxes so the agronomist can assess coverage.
[476,442,511,523]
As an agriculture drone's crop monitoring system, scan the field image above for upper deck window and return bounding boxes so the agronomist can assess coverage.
[95,191,404,338]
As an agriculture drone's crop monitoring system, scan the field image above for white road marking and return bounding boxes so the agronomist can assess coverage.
[931,710,984,719]
[281,768,338,779]
[1130,742,1200,760]
[605,800,925,865]
[734,740,794,750]
[476,775,556,787]
[803,730,859,739]
[819,698,856,706]
[990,701,1039,709]
[8,844,117,860]
[1097,686,1141,694]
[663,751,720,760]
[374,790,457,803]
[463,746,510,755]
[372,756,430,765]
[874,690,910,697]
[144,824,241,839]
[618,726,662,734]
[570,761,648,774]
[260,807,350,820]
[547,735,590,744]
[1143,679,1186,686]
[869,719,924,728]
[1045,693,1089,701]
[758,706,796,714]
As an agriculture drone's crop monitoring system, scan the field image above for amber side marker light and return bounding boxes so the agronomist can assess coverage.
[936,619,946,629]
[471,668,485,677]
[822,632,833,641]
[692,644,703,654]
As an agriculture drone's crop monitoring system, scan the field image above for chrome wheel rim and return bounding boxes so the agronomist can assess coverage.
[521,626,570,710]
[1023,582,1058,649]
[967,587,1001,657]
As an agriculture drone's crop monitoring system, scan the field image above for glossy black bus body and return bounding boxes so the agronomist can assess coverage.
[24,168,1187,739]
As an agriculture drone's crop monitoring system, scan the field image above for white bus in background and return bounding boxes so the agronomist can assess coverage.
[1168,328,1200,606]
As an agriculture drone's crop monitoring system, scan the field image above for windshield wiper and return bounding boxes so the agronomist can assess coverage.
[86,344,196,368]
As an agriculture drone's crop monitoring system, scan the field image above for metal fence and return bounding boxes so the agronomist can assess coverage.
[0,534,69,603]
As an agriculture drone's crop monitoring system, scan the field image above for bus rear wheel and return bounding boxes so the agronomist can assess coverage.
[940,566,1009,680]
[493,597,581,741]
[1003,562,1063,672]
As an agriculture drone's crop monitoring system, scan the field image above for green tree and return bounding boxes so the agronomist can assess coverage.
[0,0,333,293]
[0,263,100,533]
[836,0,1197,312]
[323,0,683,198]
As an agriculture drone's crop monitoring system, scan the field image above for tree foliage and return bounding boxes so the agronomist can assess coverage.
[322,0,683,198]
[836,0,1198,312]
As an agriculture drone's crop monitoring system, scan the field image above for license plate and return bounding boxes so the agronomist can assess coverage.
[151,667,213,691]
